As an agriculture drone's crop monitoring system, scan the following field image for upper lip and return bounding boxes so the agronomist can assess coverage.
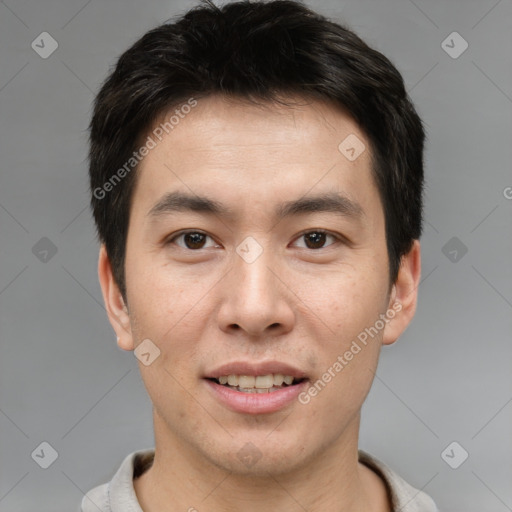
[205,361,308,380]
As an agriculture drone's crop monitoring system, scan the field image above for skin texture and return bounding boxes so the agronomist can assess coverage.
[98,94,421,512]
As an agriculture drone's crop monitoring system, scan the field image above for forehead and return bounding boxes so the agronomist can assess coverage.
[149,95,366,163]
[131,94,380,223]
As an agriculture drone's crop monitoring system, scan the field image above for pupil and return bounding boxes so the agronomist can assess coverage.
[185,233,205,249]
[305,232,326,249]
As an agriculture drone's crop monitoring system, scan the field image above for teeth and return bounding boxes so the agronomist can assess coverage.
[273,374,285,386]
[237,387,283,393]
[255,375,274,388]
[215,373,298,388]
[238,375,255,388]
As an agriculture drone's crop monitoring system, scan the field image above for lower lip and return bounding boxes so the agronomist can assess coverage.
[205,379,308,414]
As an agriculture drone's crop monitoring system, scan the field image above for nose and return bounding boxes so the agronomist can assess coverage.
[216,243,295,338]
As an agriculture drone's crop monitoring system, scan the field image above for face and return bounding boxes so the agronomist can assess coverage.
[100,94,419,476]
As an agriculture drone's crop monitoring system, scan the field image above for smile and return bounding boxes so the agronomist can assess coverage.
[209,374,305,393]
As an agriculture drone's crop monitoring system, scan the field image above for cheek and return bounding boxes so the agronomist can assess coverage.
[303,264,386,394]
[127,256,206,340]
[308,264,385,337]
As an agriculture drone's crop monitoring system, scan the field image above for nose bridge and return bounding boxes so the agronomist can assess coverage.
[233,239,277,308]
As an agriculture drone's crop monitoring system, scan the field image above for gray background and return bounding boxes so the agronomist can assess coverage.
[0,0,511,510]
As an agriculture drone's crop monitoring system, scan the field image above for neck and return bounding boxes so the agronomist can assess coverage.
[134,410,390,512]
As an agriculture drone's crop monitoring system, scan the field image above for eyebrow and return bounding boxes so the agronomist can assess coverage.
[146,191,364,222]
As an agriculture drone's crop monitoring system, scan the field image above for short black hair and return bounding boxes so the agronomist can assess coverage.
[89,0,425,302]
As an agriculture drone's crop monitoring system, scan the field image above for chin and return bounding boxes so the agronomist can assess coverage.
[199,430,317,477]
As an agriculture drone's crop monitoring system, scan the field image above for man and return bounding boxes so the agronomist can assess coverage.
[83,0,437,510]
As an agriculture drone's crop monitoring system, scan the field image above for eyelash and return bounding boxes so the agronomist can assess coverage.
[165,229,342,250]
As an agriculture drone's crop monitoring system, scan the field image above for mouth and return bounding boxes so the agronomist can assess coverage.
[206,374,307,393]
[204,362,309,414]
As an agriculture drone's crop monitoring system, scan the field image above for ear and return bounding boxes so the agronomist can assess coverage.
[382,239,421,346]
[98,244,135,351]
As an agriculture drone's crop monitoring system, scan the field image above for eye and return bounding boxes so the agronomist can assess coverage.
[165,229,341,251]
[166,230,218,250]
[293,229,339,250]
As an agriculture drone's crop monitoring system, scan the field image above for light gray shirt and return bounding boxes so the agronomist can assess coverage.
[80,448,438,512]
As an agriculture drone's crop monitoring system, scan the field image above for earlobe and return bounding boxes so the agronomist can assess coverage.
[382,240,421,346]
[97,245,135,351]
